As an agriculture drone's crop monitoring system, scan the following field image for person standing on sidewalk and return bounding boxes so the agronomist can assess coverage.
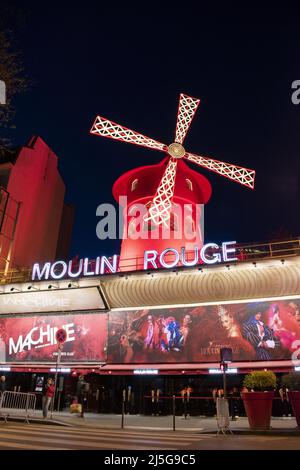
[42,378,55,419]
[0,375,7,400]
[229,386,240,420]
[279,386,291,418]
[76,375,89,418]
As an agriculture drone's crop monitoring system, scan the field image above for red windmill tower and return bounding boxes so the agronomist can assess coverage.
[91,94,255,270]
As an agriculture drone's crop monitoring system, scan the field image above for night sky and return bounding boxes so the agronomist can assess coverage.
[3,5,300,258]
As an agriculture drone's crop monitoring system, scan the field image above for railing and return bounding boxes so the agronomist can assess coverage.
[0,391,37,423]
[0,267,31,285]
[118,238,300,270]
[235,238,300,263]
[0,238,299,285]
[113,394,292,430]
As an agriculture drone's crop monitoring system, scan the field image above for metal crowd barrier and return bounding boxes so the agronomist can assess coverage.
[0,391,37,423]
[216,397,232,435]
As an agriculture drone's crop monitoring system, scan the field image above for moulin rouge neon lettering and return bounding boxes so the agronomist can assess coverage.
[31,241,237,281]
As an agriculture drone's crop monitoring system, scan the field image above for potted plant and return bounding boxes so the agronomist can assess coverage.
[282,372,300,428]
[242,370,277,430]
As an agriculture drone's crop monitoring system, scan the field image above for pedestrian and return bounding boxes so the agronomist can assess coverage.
[229,386,240,420]
[76,375,89,418]
[185,385,193,418]
[0,375,6,398]
[42,378,55,419]
[150,388,162,416]
[279,386,291,418]
[212,388,218,416]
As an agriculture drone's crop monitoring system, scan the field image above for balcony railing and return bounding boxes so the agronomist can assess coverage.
[0,238,299,285]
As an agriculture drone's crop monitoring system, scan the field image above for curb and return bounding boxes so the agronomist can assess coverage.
[0,417,74,427]
[204,429,300,436]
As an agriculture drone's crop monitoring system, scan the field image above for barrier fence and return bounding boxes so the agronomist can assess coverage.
[118,394,293,431]
[216,398,232,435]
[121,394,226,431]
[0,391,36,423]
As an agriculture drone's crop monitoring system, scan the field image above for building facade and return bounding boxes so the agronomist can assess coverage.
[0,242,299,414]
[0,136,73,274]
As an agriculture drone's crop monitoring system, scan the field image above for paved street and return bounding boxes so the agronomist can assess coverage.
[0,422,207,450]
[32,411,300,433]
[0,421,300,450]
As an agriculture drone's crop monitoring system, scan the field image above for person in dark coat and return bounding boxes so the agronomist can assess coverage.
[242,306,280,360]
[76,375,89,418]
[0,375,6,396]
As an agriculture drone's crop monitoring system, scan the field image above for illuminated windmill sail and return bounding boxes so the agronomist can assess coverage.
[90,93,255,226]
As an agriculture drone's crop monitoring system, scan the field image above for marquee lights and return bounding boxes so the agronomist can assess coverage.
[31,241,237,281]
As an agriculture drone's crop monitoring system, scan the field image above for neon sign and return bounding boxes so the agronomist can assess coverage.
[32,241,237,281]
[133,369,159,375]
[143,241,237,269]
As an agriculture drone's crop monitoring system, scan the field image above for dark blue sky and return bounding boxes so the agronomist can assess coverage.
[4,5,300,258]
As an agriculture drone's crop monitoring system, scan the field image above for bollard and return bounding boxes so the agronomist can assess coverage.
[25,393,30,424]
[172,395,176,431]
[121,389,125,429]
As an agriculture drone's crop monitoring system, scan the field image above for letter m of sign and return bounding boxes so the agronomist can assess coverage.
[0,80,6,105]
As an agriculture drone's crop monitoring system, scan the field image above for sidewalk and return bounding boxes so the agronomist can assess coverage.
[37,412,300,435]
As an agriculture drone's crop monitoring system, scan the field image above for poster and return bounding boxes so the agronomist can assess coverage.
[1,299,300,365]
[107,299,300,363]
[0,312,107,363]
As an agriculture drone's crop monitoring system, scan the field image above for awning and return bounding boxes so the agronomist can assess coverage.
[99,360,297,373]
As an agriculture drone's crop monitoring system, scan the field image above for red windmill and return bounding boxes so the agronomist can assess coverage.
[91,93,255,270]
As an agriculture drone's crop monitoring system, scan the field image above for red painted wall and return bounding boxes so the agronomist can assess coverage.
[0,136,66,268]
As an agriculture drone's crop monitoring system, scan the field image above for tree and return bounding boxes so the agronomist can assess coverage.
[0,18,30,154]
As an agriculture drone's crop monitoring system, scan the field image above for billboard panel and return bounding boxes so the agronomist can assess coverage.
[0,287,106,315]
[0,312,107,363]
[1,298,300,365]
[107,299,300,363]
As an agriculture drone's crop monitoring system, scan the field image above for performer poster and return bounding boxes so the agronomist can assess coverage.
[107,299,300,363]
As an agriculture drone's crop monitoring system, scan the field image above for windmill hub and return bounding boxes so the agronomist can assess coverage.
[167,142,185,159]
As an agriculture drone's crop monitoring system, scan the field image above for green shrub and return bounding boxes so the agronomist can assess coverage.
[243,371,277,391]
[282,372,300,391]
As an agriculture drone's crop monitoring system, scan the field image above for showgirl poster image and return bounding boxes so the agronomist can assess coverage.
[107,299,300,364]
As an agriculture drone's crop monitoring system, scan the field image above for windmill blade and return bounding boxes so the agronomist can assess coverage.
[90,116,168,153]
[145,157,178,226]
[185,152,255,189]
[175,93,200,144]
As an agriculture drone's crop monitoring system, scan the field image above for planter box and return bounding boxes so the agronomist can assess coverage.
[242,391,274,430]
[288,391,300,428]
